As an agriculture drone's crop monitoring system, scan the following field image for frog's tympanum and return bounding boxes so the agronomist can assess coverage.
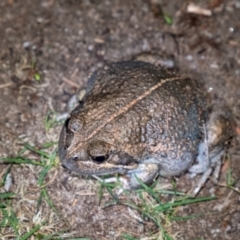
[59,61,231,195]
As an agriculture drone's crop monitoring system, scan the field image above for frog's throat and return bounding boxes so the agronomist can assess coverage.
[68,76,185,156]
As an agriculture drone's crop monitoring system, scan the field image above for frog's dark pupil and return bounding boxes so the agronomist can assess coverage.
[91,155,108,163]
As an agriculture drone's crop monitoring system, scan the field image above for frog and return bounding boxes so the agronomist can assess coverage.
[59,61,231,196]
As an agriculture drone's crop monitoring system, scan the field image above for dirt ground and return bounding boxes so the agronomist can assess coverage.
[1,0,240,239]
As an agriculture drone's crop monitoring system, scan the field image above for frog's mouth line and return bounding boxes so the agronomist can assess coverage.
[62,158,138,176]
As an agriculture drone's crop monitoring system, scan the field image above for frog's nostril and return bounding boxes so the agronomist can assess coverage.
[72,156,79,161]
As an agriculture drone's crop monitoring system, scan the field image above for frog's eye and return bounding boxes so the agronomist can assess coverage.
[88,141,110,163]
[90,154,109,163]
[68,118,83,133]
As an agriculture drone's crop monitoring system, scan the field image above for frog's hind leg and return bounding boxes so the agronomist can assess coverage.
[188,126,210,175]
[189,110,231,197]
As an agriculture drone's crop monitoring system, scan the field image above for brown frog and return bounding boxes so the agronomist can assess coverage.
[59,61,231,195]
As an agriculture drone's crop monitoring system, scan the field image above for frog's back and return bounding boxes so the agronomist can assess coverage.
[84,61,205,172]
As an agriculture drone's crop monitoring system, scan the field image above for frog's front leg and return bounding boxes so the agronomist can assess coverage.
[124,162,160,189]
[99,162,159,191]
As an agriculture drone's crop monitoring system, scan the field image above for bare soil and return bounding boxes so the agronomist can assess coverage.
[1,0,240,239]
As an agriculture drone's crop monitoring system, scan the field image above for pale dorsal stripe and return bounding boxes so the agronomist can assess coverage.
[69,76,183,155]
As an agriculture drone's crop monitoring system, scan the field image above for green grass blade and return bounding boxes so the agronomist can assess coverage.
[20,224,41,240]
[37,165,51,186]
[24,143,51,159]
[0,192,15,199]
[135,175,162,204]
[41,141,58,149]
[1,208,19,235]
[121,234,139,240]
[42,188,55,210]
[2,156,44,166]
[154,196,216,211]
